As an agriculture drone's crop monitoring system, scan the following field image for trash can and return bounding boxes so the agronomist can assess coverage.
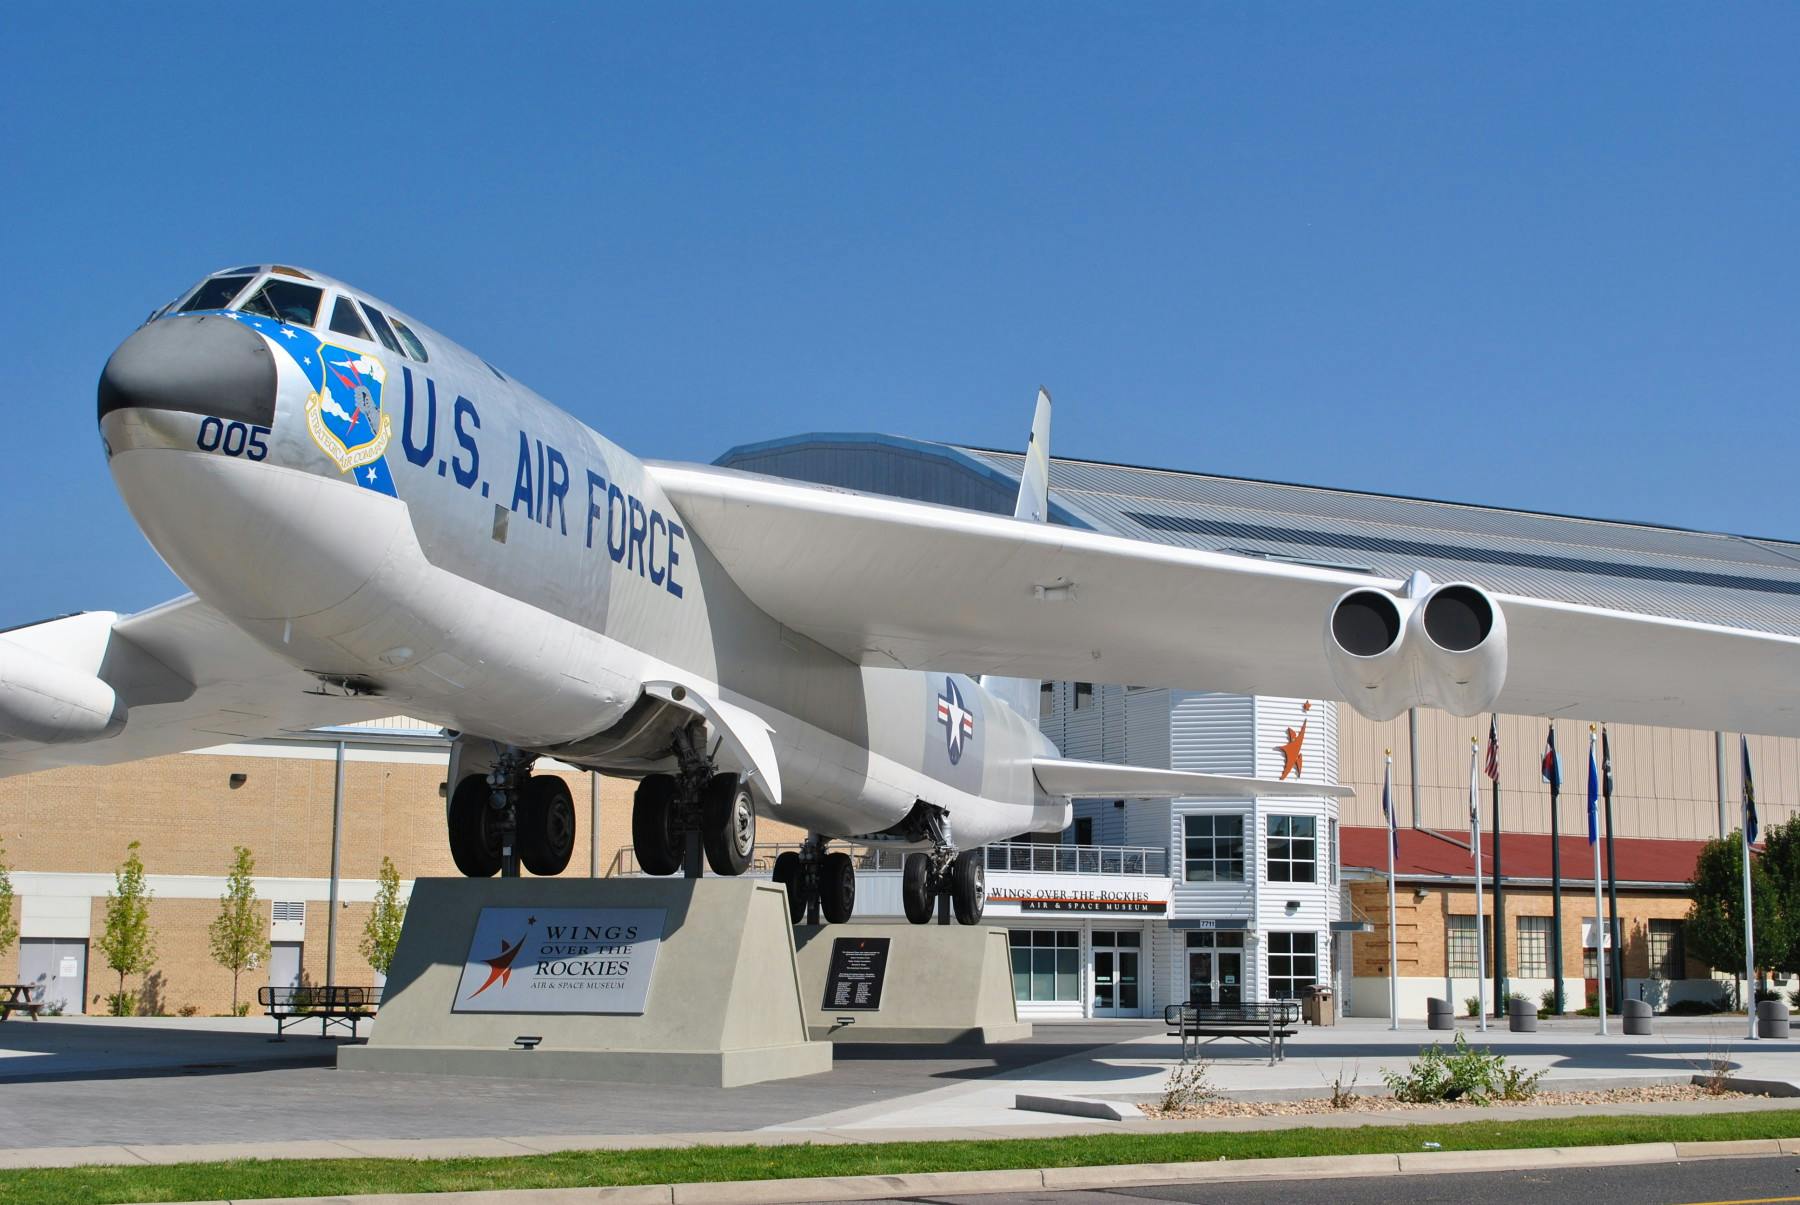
[1301,986,1318,1026]
[1508,994,1539,1033]
[1758,999,1790,1039]
[1622,998,1653,1036]
[1426,997,1455,1031]
[1301,985,1335,1026]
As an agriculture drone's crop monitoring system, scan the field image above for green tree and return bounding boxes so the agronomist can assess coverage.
[1755,815,1800,977]
[1685,832,1786,996]
[97,841,157,1015]
[208,846,269,1014]
[0,837,17,966]
[359,856,407,979]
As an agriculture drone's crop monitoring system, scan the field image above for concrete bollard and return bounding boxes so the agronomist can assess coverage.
[1426,997,1455,1031]
[1758,999,1790,1039]
[1622,998,1653,1036]
[1509,995,1539,1033]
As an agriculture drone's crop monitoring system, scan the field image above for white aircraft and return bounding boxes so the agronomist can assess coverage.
[5,265,1798,925]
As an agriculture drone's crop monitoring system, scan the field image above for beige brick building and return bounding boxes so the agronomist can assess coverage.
[0,718,805,1016]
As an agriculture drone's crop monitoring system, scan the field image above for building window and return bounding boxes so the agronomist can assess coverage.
[1073,682,1095,710]
[1040,681,1056,711]
[1327,818,1338,886]
[1648,920,1685,980]
[1516,916,1550,977]
[1267,931,1317,1000]
[1009,929,1080,1002]
[1583,945,1599,979]
[1448,914,1493,976]
[1074,817,1094,846]
[1266,816,1317,883]
[1183,814,1245,882]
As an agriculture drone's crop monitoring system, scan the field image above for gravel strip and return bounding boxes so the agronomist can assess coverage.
[1146,1083,1752,1119]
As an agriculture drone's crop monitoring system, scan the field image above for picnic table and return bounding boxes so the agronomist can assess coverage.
[0,983,45,1021]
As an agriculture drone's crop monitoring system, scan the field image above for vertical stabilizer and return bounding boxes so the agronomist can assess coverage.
[982,388,1053,726]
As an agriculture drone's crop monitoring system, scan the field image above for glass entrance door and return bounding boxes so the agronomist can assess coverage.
[1186,930,1246,1007]
[1091,930,1142,1016]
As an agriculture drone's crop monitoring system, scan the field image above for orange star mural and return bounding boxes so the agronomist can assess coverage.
[1276,701,1311,780]
[468,933,528,999]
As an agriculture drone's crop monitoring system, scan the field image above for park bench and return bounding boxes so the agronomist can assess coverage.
[1163,1000,1301,1066]
[0,983,45,1022]
[257,985,378,1040]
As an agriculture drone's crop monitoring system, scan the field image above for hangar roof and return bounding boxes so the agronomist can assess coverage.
[716,433,1800,639]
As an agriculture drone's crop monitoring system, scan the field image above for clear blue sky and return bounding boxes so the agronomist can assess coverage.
[5,5,1797,625]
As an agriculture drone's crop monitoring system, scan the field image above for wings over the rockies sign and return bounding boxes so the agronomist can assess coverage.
[452,907,666,1015]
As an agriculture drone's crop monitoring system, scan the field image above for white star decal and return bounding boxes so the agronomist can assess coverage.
[365,468,379,483]
[280,327,298,339]
[303,356,312,365]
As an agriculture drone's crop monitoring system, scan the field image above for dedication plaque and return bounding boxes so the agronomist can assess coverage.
[821,936,891,1011]
[452,907,665,1015]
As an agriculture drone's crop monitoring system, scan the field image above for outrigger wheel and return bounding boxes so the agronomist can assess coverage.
[772,850,805,922]
[632,773,682,875]
[821,850,856,924]
[902,851,933,924]
[951,849,985,925]
[447,774,503,877]
[518,775,576,876]
[701,772,757,876]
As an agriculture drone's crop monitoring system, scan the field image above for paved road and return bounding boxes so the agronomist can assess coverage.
[842,1154,1800,1204]
[0,1018,1158,1149]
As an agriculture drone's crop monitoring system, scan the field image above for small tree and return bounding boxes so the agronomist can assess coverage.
[1755,815,1800,977]
[359,856,407,979]
[1686,832,1785,996]
[97,841,157,1015]
[0,837,17,968]
[208,846,269,1014]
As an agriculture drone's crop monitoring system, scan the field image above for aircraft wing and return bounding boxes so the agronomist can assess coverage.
[0,596,392,779]
[649,462,1800,738]
[1033,757,1354,800]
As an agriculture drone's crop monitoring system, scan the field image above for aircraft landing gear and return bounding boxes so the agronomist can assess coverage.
[901,822,985,925]
[771,836,856,924]
[630,723,758,878]
[448,749,576,877]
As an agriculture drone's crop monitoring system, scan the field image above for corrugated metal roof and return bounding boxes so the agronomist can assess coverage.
[962,447,1800,638]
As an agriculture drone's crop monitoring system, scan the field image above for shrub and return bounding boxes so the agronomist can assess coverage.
[1160,1059,1215,1112]
[177,1004,199,1017]
[1540,988,1559,1017]
[105,991,137,1017]
[1464,995,1482,1018]
[1667,998,1725,1016]
[1381,1033,1544,1105]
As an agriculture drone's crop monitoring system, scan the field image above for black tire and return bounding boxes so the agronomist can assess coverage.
[951,849,986,925]
[518,775,576,876]
[447,774,502,877]
[702,773,757,876]
[821,851,856,924]
[902,852,934,924]
[632,774,682,876]
[771,850,806,923]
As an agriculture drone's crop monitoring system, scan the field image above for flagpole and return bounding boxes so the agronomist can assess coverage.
[1386,750,1399,1032]
[1590,726,1607,1036]
[1602,728,1623,1016]
[1470,737,1487,1032]
[1490,716,1506,1018]
[1548,723,1566,1015]
[1742,736,1759,1042]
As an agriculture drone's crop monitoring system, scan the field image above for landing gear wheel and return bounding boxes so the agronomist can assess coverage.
[518,775,576,876]
[772,850,806,923]
[447,774,504,878]
[632,774,682,876]
[951,850,985,925]
[902,852,933,924]
[821,851,857,924]
[702,773,756,876]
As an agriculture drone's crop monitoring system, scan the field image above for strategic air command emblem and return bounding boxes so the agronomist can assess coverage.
[306,343,392,472]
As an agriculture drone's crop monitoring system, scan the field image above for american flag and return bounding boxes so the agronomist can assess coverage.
[1484,715,1500,782]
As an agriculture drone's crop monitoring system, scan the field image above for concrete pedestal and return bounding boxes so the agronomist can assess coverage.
[339,877,831,1087]
[793,922,1030,1044]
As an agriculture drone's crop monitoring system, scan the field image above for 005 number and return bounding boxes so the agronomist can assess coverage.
[196,417,271,461]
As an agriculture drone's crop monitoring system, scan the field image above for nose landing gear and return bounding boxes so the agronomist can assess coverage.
[447,749,576,877]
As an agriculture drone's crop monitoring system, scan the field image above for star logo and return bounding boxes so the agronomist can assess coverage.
[466,932,528,999]
[936,677,976,765]
[1275,701,1311,780]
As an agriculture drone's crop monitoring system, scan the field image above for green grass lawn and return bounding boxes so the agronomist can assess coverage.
[5,1108,1797,1205]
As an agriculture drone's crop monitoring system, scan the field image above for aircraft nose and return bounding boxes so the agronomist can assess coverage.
[97,314,278,428]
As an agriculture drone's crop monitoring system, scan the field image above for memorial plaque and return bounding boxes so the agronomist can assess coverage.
[821,936,891,1011]
[453,907,665,1015]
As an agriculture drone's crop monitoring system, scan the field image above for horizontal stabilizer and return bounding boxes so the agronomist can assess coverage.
[1032,756,1353,800]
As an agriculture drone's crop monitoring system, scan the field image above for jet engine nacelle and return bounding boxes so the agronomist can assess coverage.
[1324,578,1507,720]
[0,639,126,744]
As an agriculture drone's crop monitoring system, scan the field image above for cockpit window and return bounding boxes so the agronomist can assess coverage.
[176,274,255,314]
[358,301,405,355]
[327,295,372,340]
[391,317,430,362]
[240,279,324,327]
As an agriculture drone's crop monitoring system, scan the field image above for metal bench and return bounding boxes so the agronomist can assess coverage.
[0,984,45,1022]
[1164,1000,1301,1065]
[257,985,378,1040]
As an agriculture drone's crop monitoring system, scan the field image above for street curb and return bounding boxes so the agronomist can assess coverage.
[151,1135,1800,1205]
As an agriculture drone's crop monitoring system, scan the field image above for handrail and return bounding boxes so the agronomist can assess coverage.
[614,840,1168,877]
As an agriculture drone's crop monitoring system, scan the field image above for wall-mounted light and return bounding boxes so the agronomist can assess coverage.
[228,773,248,789]
[1285,900,1300,911]
[1414,887,1430,901]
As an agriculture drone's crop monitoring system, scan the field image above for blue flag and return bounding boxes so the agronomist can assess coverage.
[1381,759,1398,858]
[1743,736,1760,846]
[1586,739,1600,845]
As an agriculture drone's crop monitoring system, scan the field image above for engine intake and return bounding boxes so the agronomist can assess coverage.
[1323,578,1507,720]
